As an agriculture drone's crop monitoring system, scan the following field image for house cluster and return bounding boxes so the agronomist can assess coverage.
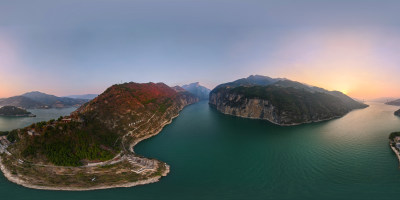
[61,117,72,123]
[126,155,156,173]
[0,136,11,155]
[61,116,84,123]
[394,137,400,149]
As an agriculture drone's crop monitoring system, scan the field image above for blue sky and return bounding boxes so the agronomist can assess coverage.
[1,0,400,98]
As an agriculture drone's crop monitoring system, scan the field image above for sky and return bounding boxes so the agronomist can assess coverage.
[0,0,400,99]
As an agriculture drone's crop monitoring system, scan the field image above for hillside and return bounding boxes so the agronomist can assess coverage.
[209,75,368,126]
[0,82,198,190]
[386,99,400,106]
[395,109,400,117]
[182,82,211,100]
[0,92,88,109]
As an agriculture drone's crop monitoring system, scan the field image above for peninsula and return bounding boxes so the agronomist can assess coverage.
[209,75,368,126]
[0,106,35,117]
[0,82,198,190]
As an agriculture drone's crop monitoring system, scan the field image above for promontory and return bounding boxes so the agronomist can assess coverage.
[0,82,198,190]
[209,75,368,126]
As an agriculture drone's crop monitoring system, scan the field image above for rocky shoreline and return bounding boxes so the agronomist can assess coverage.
[130,113,180,152]
[0,114,36,117]
[389,141,400,168]
[212,106,344,126]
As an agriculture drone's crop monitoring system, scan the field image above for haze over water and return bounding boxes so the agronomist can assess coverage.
[1,101,400,199]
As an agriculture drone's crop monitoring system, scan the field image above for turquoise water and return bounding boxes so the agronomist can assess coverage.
[1,101,400,199]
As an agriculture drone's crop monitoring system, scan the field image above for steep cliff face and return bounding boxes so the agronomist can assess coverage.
[210,92,279,123]
[210,76,368,126]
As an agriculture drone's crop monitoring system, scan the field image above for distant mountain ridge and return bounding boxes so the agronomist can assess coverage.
[181,82,210,100]
[0,91,88,109]
[386,99,400,106]
[210,75,368,126]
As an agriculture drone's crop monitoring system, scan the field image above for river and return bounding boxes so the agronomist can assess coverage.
[1,101,400,199]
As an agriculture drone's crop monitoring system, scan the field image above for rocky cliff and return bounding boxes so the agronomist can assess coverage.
[209,75,368,126]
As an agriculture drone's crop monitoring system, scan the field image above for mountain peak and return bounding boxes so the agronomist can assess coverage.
[22,91,49,96]
[181,82,210,100]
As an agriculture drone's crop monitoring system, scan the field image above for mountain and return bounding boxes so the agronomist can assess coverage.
[64,94,98,100]
[395,109,400,117]
[0,91,88,109]
[0,96,43,108]
[74,82,199,133]
[181,82,211,100]
[209,75,368,126]
[216,75,284,88]
[1,82,198,190]
[386,99,400,106]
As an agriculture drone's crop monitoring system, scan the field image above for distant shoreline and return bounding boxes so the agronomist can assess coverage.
[0,114,36,117]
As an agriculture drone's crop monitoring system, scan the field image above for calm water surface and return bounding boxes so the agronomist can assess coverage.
[0,107,77,132]
[1,101,400,200]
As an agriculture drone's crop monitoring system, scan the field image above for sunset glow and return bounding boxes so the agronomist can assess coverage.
[0,1,399,100]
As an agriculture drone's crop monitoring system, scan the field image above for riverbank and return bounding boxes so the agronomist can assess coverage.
[130,112,180,152]
[389,141,400,168]
[211,103,368,127]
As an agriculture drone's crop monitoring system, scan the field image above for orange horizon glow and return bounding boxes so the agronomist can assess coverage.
[1,29,400,99]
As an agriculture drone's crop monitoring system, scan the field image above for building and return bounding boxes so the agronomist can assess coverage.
[27,129,40,136]
[61,118,72,123]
